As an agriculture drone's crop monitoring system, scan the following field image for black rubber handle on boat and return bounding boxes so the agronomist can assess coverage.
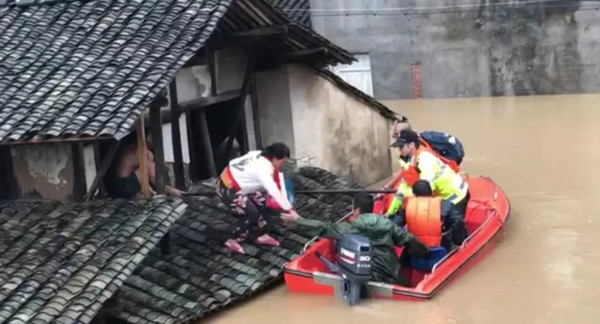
[315,252,339,273]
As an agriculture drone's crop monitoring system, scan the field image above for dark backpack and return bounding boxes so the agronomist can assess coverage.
[419,131,465,165]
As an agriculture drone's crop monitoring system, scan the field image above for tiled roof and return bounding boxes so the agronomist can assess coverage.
[0,0,233,143]
[313,67,400,121]
[0,0,354,144]
[266,0,312,28]
[113,167,361,324]
[0,197,187,324]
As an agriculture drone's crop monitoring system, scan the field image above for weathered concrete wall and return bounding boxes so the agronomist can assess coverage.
[310,0,599,99]
[215,48,247,94]
[257,64,392,185]
[11,143,75,201]
[287,65,391,185]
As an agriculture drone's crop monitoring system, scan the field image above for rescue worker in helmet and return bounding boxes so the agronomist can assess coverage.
[281,193,430,286]
[394,180,468,250]
[385,130,470,245]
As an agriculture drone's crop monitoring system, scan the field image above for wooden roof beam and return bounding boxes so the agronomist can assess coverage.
[210,25,289,48]
[228,24,288,40]
[255,47,329,70]
[285,47,328,60]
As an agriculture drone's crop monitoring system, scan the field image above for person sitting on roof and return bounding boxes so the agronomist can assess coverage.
[106,132,183,199]
[217,143,296,254]
[384,131,470,241]
[392,180,468,250]
[281,193,430,286]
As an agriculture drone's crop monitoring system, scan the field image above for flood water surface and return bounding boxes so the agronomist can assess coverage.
[203,95,600,324]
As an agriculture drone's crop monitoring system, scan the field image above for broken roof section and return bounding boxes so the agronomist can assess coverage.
[0,197,186,324]
[0,0,354,144]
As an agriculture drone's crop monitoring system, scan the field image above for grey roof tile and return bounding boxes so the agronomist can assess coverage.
[0,197,187,324]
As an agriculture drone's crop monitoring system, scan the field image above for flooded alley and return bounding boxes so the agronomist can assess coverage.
[203,94,600,324]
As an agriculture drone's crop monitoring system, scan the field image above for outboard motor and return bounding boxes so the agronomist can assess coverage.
[316,235,372,306]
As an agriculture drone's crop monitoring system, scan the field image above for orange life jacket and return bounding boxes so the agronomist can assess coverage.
[399,146,427,187]
[220,166,241,190]
[404,196,443,247]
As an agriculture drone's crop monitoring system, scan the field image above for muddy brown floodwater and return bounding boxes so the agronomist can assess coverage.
[203,95,600,324]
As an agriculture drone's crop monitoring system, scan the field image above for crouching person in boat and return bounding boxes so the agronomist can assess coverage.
[281,193,430,286]
[395,180,468,250]
[218,142,296,254]
[385,130,470,246]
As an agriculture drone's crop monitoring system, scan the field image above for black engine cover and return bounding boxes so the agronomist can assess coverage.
[336,234,372,279]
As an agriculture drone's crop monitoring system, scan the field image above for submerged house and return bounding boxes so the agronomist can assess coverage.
[0,0,400,323]
[0,0,397,205]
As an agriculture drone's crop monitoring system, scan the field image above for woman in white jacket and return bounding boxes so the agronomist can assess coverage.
[218,143,297,254]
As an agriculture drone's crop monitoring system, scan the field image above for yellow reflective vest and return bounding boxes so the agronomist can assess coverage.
[386,150,468,215]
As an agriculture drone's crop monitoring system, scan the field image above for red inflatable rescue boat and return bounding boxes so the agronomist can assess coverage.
[283,175,510,300]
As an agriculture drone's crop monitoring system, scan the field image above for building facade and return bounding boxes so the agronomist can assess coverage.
[0,0,397,202]
[310,0,600,100]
